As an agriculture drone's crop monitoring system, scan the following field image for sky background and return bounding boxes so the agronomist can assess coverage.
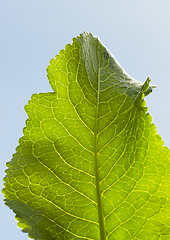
[1,1,170,239]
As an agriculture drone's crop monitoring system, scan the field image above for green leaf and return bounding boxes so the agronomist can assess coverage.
[3,32,170,240]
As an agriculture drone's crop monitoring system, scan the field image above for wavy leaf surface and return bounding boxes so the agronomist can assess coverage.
[3,32,170,240]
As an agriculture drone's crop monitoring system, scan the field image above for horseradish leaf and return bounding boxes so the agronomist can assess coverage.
[3,32,170,240]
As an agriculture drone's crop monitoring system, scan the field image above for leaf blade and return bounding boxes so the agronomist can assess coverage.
[3,32,170,240]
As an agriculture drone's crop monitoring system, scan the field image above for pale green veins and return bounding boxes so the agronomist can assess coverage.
[2,32,170,240]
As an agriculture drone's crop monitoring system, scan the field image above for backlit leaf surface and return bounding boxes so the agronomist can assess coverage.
[3,32,170,240]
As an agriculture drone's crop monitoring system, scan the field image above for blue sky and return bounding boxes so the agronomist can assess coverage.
[1,1,170,239]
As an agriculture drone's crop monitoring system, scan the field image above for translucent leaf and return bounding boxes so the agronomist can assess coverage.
[3,32,170,240]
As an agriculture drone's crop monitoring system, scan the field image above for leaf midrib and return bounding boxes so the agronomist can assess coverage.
[94,65,106,240]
